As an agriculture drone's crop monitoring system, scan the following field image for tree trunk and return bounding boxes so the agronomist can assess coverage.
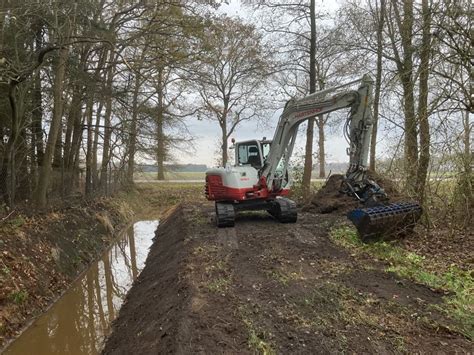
[127,74,140,183]
[317,115,325,177]
[17,114,31,199]
[302,0,317,196]
[416,0,431,202]
[32,69,44,171]
[0,126,8,205]
[369,0,385,171]
[91,49,108,191]
[52,118,63,170]
[85,91,94,195]
[303,118,314,185]
[34,46,69,207]
[398,0,418,194]
[92,101,103,190]
[63,97,75,170]
[463,110,471,175]
[69,112,84,187]
[156,70,166,180]
[462,110,472,218]
[4,76,21,206]
[32,23,44,179]
[221,122,228,167]
[99,50,116,193]
[64,88,82,169]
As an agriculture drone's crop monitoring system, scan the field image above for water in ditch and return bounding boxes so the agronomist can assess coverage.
[4,220,159,355]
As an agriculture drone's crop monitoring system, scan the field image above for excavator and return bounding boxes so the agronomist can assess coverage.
[205,74,422,240]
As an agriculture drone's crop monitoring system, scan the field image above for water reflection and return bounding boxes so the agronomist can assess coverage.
[5,220,159,355]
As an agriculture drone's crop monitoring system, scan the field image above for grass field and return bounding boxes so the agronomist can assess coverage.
[134,171,329,181]
[134,171,205,181]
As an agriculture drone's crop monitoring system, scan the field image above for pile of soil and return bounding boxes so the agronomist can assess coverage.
[309,174,358,214]
[309,171,407,214]
[103,205,250,354]
[103,203,472,354]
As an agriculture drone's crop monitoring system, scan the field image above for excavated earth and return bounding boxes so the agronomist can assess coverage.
[308,172,408,215]
[103,201,472,354]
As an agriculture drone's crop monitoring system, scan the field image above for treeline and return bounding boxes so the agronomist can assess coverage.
[1,1,201,207]
[0,0,471,225]
[0,0,269,208]
[251,0,471,226]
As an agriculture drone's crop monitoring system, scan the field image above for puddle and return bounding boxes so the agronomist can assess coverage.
[4,220,159,355]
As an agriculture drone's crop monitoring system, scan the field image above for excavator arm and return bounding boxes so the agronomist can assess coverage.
[261,74,374,194]
[259,74,421,240]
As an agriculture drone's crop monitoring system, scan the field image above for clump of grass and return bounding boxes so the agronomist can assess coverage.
[7,216,26,228]
[265,269,305,285]
[239,305,275,355]
[206,277,231,293]
[9,290,28,304]
[2,266,10,276]
[330,226,474,339]
[248,328,274,355]
[266,270,291,285]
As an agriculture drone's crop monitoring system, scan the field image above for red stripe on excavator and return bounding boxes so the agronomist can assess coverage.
[206,176,289,201]
[207,187,290,201]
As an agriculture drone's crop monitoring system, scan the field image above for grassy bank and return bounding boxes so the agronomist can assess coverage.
[330,226,474,340]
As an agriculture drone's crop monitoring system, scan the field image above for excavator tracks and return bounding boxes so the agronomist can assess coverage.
[215,202,235,227]
[215,198,298,228]
[269,197,298,223]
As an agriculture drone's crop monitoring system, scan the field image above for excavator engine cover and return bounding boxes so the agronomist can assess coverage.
[347,202,422,242]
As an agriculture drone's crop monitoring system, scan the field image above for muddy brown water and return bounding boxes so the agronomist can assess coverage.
[4,220,159,355]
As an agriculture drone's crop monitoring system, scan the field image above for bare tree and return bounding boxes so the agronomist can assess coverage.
[194,17,270,166]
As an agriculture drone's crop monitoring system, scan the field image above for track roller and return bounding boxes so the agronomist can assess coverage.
[269,197,298,223]
[215,202,235,228]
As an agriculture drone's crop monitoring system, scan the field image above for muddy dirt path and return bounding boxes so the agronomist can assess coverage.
[103,203,471,354]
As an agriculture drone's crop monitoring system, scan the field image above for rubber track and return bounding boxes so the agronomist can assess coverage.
[216,203,235,227]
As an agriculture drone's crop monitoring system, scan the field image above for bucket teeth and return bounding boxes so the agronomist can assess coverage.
[347,202,422,242]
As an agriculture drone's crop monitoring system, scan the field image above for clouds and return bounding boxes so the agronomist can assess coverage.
[177,103,353,166]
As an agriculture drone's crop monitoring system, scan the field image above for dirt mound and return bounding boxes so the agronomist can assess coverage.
[102,206,190,354]
[366,170,405,200]
[310,174,358,214]
[309,172,407,214]
[102,204,249,354]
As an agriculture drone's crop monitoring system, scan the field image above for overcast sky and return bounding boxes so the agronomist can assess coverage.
[176,0,353,168]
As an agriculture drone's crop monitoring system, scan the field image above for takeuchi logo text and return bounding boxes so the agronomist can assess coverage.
[294,107,323,118]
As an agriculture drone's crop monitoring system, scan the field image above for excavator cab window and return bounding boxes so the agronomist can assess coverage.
[237,142,262,169]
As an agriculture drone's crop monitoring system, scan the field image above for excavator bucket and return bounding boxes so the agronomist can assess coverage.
[347,202,422,242]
